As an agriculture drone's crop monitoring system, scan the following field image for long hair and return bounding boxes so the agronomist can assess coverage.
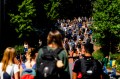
[27,47,37,60]
[1,47,16,72]
[47,30,63,48]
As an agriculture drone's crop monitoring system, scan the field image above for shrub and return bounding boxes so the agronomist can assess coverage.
[110,53,120,64]
[109,53,120,72]
[14,45,24,55]
[92,49,104,61]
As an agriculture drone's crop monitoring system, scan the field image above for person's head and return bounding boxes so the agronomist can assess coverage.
[1,47,16,71]
[30,48,38,59]
[47,30,63,48]
[64,38,68,43]
[26,47,37,60]
[79,39,82,43]
[81,42,94,55]
[24,41,29,48]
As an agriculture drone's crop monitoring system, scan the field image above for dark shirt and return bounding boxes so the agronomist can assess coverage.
[73,56,103,79]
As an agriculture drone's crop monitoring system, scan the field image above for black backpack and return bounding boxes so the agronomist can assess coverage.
[37,47,63,79]
[79,57,100,79]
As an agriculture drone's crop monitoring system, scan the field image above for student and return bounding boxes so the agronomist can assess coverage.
[36,30,70,79]
[102,55,109,74]
[72,42,103,79]
[20,47,37,75]
[64,38,70,55]
[0,47,20,79]
[110,58,116,78]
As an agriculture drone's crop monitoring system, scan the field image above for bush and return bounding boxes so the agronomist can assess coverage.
[110,53,120,64]
[92,49,104,61]
[116,65,120,72]
[109,53,120,72]
[14,45,24,55]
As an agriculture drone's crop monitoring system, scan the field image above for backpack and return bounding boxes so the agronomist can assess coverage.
[78,57,99,79]
[2,65,14,79]
[21,63,36,79]
[36,47,63,79]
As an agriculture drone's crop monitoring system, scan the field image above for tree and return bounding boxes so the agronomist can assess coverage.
[44,0,61,20]
[9,0,36,39]
[92,0,120,55]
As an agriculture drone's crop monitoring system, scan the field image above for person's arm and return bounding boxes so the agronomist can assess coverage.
[19,65,23,76]
[58,50,70,79]
[36,48,42,68]
[14,57,20,65]
[13,64,20,79]
[72,59,80,79]
[72,72,77,79]
[14,72,20,79]
[100,74,103,79]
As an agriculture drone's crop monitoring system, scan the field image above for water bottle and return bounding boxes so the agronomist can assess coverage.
[44,67,49,77]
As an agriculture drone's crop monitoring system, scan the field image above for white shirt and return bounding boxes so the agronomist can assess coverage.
[0,63,19,77]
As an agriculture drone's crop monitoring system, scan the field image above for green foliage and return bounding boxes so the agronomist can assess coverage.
[14,45,24,55]
[9,0,36,38]
[116,65,120,72]
[110,53,120,64]
[92,0,120,53]
[109,53,120,72]
[44,0,60,20]
[92,49,104,61]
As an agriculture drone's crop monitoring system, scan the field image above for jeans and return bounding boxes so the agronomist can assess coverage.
[110,68,116,77]
[103,66,108,74]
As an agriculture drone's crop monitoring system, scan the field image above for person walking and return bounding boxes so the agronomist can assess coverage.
[0,47,20,79]
[20,47,37,79]
[20,47,37,75]
[102,55,109,75]
[36,30,70,79]
[72,42,103,79]
[110,58,116,78]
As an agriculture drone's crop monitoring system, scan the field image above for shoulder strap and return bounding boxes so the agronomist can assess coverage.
[21,63,26,69]
[42,46,49,54]
[42,46,63,60]
[53,48,63,56]
[32,64,36,69]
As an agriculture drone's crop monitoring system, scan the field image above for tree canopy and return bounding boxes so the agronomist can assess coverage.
[44,0,61,20]
[92,0,120,54]
[9,0,36,38]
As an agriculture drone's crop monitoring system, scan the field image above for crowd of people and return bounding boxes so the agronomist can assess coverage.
[57,17,93,60]
[0,17,116,79]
